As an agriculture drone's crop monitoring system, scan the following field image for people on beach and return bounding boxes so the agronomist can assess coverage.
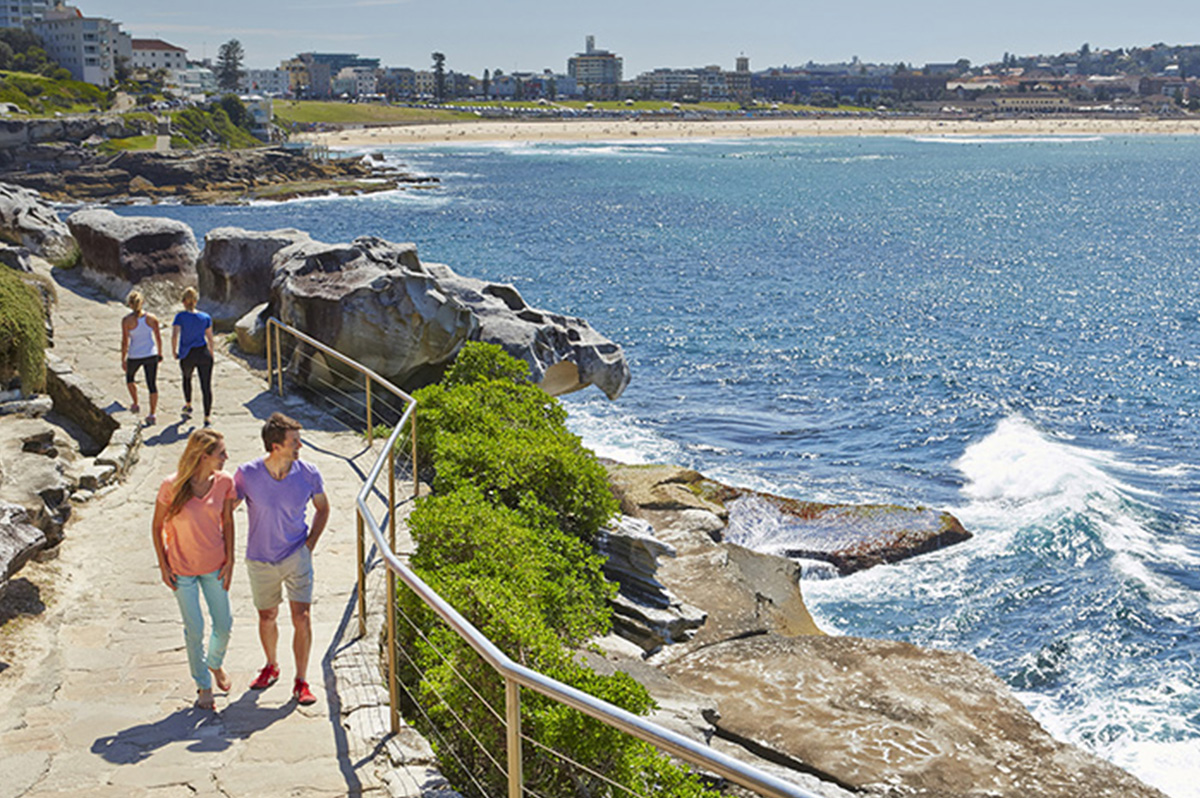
[120,290,163,425]
[235,412,330,706]
[151,429,236,711]
[172,287,215,427]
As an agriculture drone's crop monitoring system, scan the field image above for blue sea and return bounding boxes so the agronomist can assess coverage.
[112,134,1200,796]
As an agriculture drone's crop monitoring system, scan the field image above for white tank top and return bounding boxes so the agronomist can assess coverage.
[127,314,157,359]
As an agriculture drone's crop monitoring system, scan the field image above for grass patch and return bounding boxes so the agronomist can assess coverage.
[0,265,48,391]
[0,70,109,115]
[273,100,475,127]
[96,135,156,153]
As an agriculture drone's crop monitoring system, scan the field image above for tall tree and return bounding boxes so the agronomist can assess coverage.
[432,52,446,102]
[216,39,245,92]
[481,68,490,100]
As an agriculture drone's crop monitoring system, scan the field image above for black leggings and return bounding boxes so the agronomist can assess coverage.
[180,347,214,417]
[125,356,159,394]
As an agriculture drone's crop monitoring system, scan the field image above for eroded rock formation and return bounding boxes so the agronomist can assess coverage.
[201,231,631,399]
[66,208,198,301]
[197,227,312,328]
[0,181,76,262]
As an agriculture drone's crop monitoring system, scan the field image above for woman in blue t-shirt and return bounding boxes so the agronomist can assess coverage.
[172,287,216,427]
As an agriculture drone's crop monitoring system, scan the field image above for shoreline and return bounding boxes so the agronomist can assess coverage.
[302,115,1200,147]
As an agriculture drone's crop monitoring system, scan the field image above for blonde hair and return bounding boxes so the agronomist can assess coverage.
[126,290,144,314]
[181,286,199,310]
[166,429,224,520]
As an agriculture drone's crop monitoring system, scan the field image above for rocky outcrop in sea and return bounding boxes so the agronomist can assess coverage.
[596,464,1166,798]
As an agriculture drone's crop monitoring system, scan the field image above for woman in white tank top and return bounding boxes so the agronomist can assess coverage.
[121,290,164,425]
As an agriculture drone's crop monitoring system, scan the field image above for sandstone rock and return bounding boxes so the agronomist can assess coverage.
[65,208,198,300]
[597,516,707,654]
[0,181,76,262]
[606,464,727,519]
[723,492,971,575]
[271,235,629,398]
[0,242,32,271]
[424,261,630,398]
[0,416,77,547]
[664,634,1166,798]
[197,227,312,328]
[44,354,116,452]
[1,501,45,597]
[0,394,52,417]
[234,303,270,355]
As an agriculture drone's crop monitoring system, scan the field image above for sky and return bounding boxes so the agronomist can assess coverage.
[90,0,1200,76]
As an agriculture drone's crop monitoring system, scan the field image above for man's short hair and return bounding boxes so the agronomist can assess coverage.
[262,412,302,453]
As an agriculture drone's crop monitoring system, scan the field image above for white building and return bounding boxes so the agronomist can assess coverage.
[239,68,290,97]
[29,3,131,87]
[131,38,187,72]
[239,95,274,140]
[0,0,50,29]
[168,65,217,101]
[332,66,377,97]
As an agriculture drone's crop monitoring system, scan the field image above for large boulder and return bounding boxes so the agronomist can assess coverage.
[196,227,312,328]
[65,208,198,301]
[664,634,1166,798]
[0,181,76,262]
[271,235,630,399]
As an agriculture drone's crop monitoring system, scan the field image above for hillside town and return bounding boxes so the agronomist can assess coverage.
[3,0,1199,121]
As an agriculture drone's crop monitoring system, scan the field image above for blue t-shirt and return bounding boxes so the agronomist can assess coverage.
[234,458,325,563]
[172,310,212,358]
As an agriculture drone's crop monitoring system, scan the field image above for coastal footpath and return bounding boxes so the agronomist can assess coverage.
[0,185,1171,797]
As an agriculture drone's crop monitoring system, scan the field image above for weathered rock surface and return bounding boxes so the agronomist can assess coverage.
[196,227,312,327]
[722,492,972,575]
[597,515,707,653]
[234,302,270,355]
[0,181,76,262]
[0,500,45,598]
[0,417,78,548]
[2,145,438,204]
[665,634,1164,798]
[65,208,198,300]
[270,235,630,398]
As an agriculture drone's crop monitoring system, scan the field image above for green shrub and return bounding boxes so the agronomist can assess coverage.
[0,266,47,391]
[397,342,716,798]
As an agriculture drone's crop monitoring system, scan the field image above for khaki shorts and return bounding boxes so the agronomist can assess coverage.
[246,546,313,609]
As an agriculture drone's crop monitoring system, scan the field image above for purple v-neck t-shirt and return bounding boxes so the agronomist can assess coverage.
[235,457,325,563]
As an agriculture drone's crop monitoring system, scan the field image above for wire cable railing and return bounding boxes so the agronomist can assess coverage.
[265,317,823,798]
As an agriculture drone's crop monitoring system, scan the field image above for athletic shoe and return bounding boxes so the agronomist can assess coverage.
[144,414,156,426]
[250,663,279,690]
[181,404,192,417]
[293,679,317,706]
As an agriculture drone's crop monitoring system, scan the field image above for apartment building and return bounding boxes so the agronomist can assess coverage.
[568,35,622,99]
[131,38,187,72]
[0,0,50,29]
[239,68,289,97]
[29,2,131,86]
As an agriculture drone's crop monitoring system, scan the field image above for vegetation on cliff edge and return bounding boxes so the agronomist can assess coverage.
[398,342,717,798]
[0,265,47,391]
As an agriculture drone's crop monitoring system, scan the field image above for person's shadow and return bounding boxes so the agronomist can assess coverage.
[91,690,295,764]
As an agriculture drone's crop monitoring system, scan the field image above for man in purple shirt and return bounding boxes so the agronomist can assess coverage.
[234,412,330,706]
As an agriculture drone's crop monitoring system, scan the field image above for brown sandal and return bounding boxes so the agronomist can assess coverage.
[209,667,232,692]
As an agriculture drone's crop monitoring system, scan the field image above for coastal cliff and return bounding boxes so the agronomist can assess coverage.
[596,464,1166,798]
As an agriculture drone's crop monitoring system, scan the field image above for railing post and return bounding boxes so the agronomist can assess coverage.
[356,510,366,639]
[275,322,283,397]
[411,408,419,498]
[506,678,523,798]
[387,448,399,734]
[266,320,273,392]
[365,377,373,444]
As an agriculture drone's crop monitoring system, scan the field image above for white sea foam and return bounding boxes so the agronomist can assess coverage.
[562,400,683,465]
[910,135,1103,145]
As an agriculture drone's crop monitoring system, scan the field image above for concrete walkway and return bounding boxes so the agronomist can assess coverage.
[0,266,449,797]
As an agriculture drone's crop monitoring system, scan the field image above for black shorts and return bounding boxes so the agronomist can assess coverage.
[125,355,159,393]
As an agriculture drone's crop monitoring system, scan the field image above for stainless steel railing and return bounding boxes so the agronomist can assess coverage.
[266,317,820,798]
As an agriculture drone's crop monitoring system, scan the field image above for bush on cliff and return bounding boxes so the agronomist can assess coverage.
[0,265,47,391]
[169,104,260,149]
[398,342,717,798]
[0,70,108,114]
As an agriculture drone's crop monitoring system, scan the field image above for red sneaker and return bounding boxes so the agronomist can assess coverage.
[250,663,279,690]
[293,678,316,706]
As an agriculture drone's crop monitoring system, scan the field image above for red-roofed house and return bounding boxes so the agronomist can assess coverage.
[132,39,187,71]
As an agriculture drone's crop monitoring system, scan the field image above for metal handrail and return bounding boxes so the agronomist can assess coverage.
[265,317,819,798]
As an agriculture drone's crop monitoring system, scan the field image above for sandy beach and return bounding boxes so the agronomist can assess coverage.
[303,115,1200,148]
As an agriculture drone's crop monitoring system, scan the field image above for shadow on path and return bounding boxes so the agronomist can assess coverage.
[91,691,295,764]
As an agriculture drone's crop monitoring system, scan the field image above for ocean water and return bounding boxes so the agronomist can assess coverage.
[110,134,1200,796]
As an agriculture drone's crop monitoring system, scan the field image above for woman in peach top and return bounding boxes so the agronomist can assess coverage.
[151,429,236,710]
